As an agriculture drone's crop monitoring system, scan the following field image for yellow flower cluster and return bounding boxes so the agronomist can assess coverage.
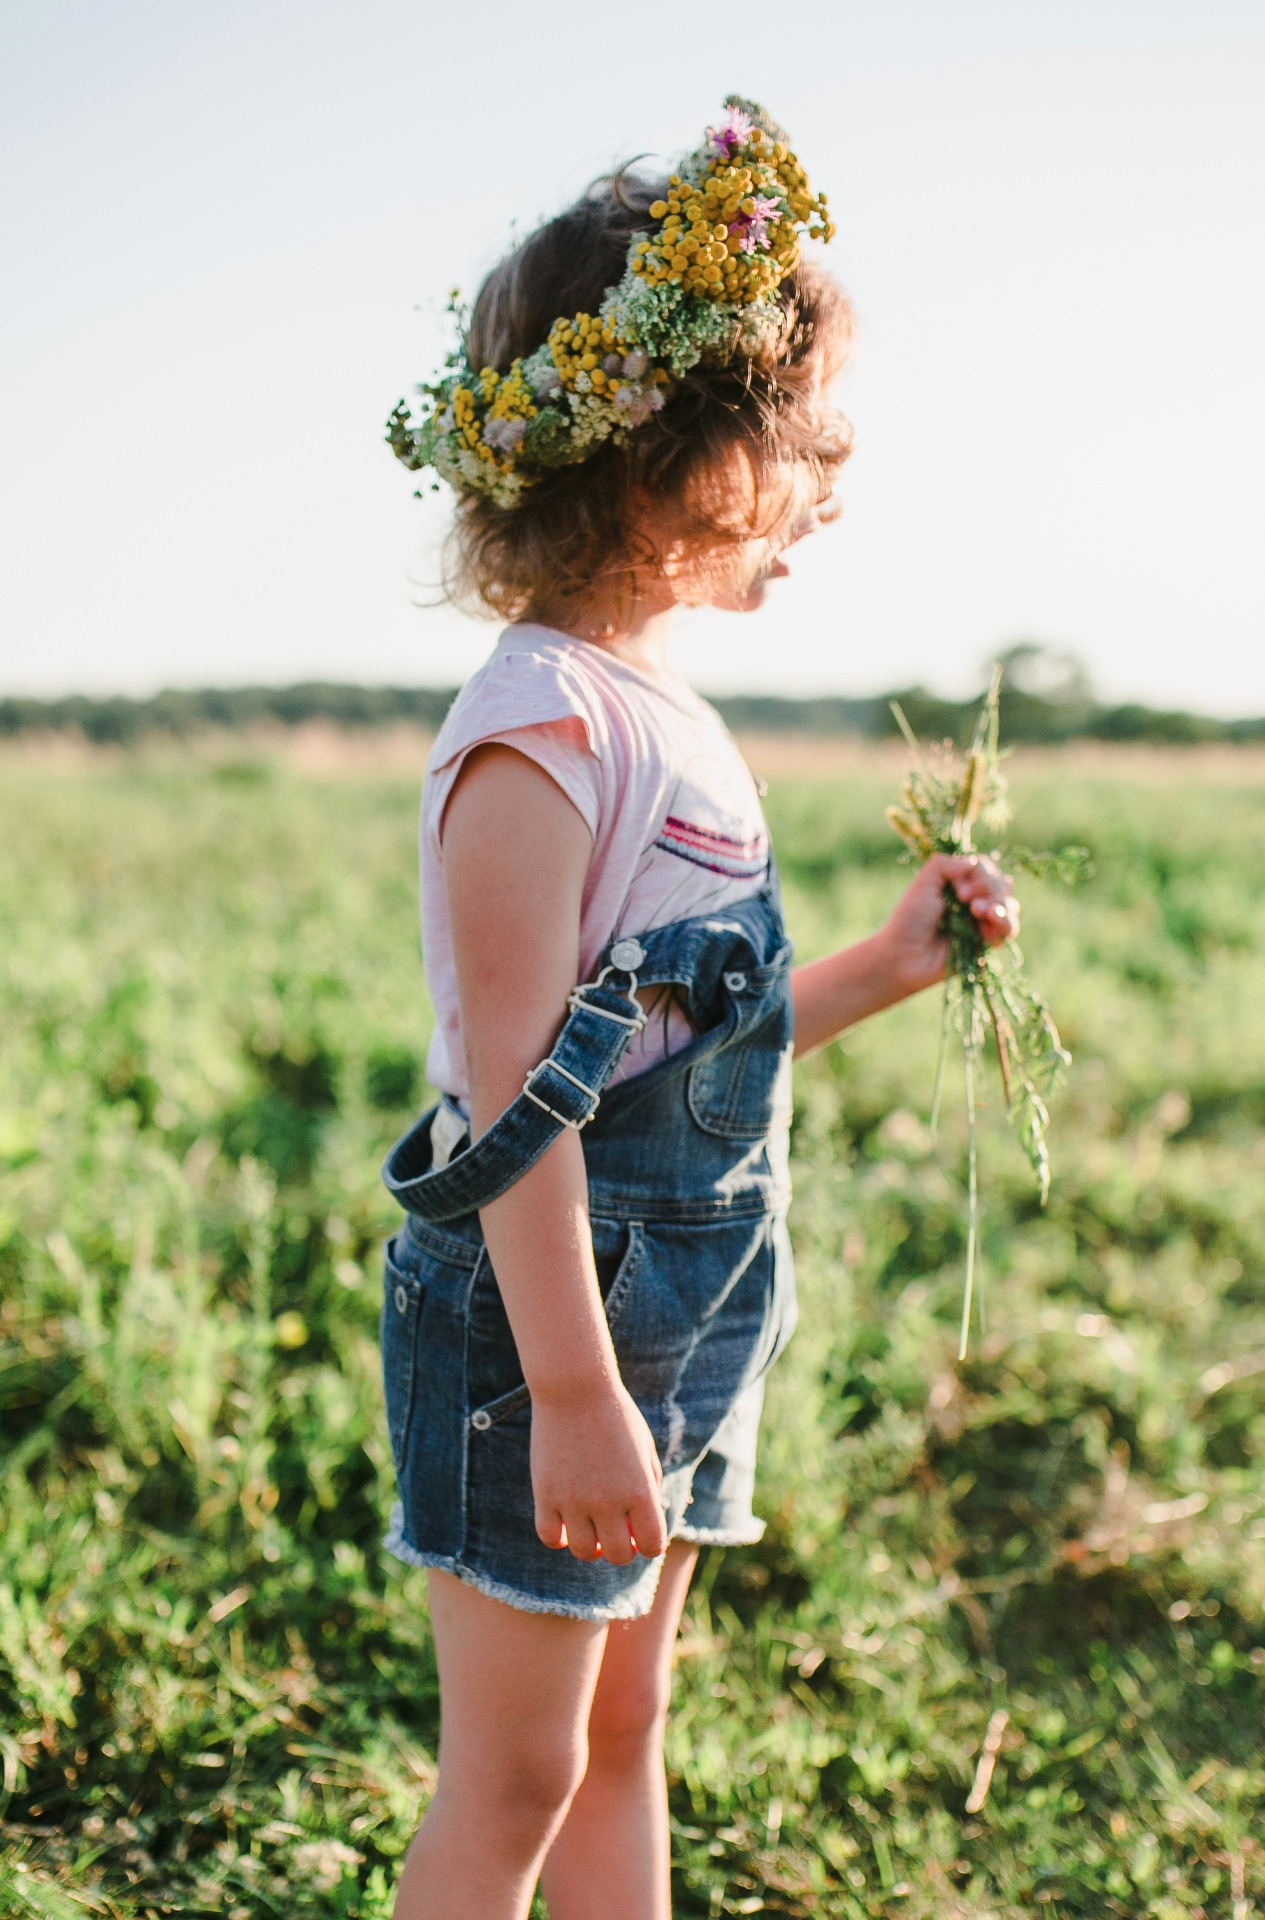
[486,365,537,422]
[547,313,669,398]
[449,366,540,471]
[548,312,619,384]
[451,387,480,446]
[631,127,835,304]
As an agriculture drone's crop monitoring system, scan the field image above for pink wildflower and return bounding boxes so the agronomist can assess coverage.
[729,193,782,254]
[706,103,754,159]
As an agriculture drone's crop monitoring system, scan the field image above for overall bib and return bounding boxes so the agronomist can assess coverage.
[380,887,797,1620]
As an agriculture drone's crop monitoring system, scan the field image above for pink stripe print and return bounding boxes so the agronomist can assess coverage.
[654,814,769,879]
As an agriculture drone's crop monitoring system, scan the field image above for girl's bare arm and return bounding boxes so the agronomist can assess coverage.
[442,743,667,1566]
[790,853,1019,1058]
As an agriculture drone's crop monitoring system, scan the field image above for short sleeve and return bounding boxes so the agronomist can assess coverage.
[423,648,603,854]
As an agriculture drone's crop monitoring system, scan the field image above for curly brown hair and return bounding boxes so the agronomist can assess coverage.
[445,168,854,623]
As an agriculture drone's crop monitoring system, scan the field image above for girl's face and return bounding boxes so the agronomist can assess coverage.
[708,492,841,614]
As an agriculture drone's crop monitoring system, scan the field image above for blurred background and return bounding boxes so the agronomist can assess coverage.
[3,0,1263,712]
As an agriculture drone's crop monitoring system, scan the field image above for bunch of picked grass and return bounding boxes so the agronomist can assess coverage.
[887,667,1089,1356]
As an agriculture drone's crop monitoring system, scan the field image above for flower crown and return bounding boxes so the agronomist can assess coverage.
[386,97,835,510]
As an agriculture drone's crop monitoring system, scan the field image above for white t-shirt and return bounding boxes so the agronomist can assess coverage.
[421,624,770,1102]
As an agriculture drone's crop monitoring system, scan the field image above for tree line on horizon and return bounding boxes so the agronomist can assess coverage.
[2,648,1261,749]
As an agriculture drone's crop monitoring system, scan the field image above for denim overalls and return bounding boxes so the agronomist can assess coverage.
[379,886,797,1621]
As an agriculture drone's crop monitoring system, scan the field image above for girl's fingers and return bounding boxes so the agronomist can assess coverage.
[933,852,987,880]
[535,1507,567,1551]
[950,863,1011,897]
[940,854,1018,942]
[538,1485,666,1561]
[628,1494,669,1560]
[562,1515,602,1562]
[592,1492,667,1563]
[959,879,1014,904]
[593,1515,638,1568]
[973,897,1020,944]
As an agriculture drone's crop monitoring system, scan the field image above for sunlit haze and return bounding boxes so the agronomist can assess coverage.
[2,1,1263,710]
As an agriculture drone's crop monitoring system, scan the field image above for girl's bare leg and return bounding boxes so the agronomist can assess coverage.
[540,1540,699,1920]
[392,1569,608,1920]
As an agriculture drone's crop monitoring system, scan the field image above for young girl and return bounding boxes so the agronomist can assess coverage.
[381,99,1017,1920]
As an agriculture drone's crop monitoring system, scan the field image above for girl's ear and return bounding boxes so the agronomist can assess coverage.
[625,490,687,592]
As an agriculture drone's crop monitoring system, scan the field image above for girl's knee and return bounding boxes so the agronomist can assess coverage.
[587,1669,671,1767]
[482,1734,590,1844]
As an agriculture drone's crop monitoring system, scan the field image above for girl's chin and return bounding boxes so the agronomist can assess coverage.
[709,553,791,614]
[711,572,775,615]
[727,583,769,614]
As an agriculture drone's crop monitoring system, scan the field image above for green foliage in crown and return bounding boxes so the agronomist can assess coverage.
[386,97,836,509]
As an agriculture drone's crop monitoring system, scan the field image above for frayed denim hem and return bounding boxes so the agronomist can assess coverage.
[383,1516,665,1623]
[673,1517,766,1546]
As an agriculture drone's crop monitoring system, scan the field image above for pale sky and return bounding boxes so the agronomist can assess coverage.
[2,1,1263,710]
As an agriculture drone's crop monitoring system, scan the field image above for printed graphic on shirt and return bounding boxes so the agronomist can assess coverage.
[651,751,769,881]
[655,814,769,878]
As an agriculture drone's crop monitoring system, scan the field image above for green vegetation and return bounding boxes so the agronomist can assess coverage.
[2,745,1265,1918]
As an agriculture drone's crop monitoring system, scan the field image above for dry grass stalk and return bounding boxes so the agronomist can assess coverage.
[964,1709,1011,1814]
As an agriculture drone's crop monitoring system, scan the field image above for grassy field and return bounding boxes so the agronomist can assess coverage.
[3,740,1265,1919]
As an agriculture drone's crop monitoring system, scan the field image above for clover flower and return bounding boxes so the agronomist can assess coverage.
[482,417,526,453]
[613,385,665,426]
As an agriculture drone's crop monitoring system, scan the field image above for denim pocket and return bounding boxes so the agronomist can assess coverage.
[469,1382,531,1432]
[601,1220,645,1330]
[687,1005,789,1139]
[467,1221,645,1432]
[380,1226,475,1561]
[684,950,793,1142]
[381,1239,424,1469]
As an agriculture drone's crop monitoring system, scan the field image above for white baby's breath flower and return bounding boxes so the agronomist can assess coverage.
[292,1840,362,1892]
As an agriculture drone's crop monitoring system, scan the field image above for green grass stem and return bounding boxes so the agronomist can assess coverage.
[958,1036,981,1360]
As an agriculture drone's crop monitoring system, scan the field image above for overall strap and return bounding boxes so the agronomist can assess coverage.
[382,944,649,1224]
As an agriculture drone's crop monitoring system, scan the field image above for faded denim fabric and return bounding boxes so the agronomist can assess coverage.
[379,888,797,1620]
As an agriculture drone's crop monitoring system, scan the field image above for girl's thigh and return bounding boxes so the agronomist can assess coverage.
[426,1569,608,1786]
[588,1540,699,1742]
[425,1545,698,1785]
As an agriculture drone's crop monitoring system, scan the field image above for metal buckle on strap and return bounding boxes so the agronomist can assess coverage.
[522,1057,601,1129]
[566,965,647,1033]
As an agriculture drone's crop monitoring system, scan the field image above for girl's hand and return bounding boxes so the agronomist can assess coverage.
[531,1384,667,1565]
[792,854,1020,1057]
[880,853,1020,997]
